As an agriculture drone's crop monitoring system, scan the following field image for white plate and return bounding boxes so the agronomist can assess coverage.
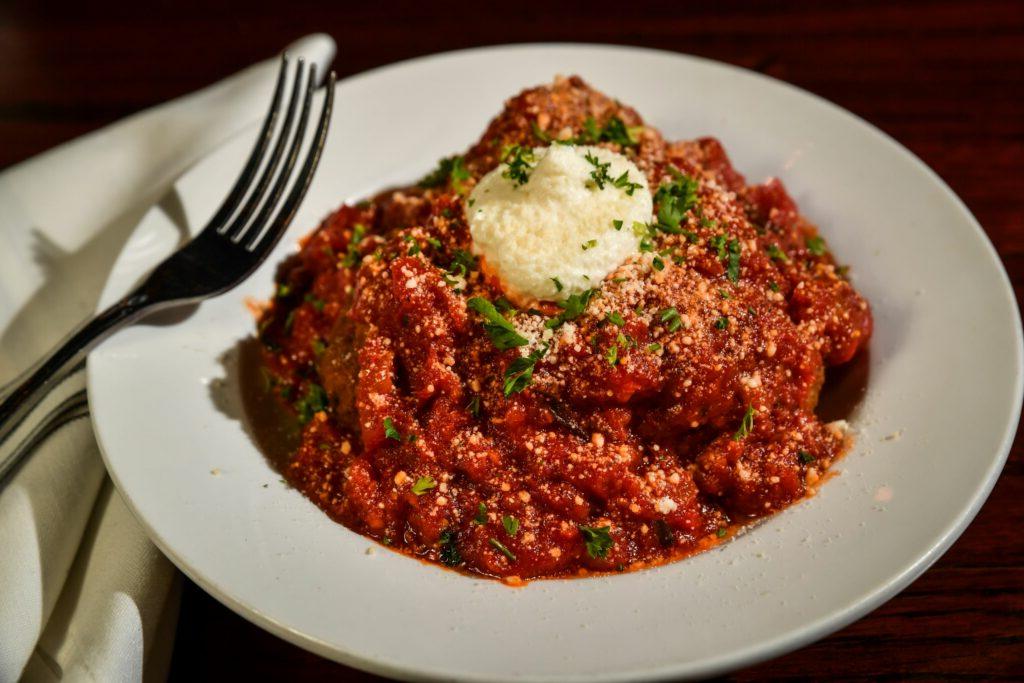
[89,45,1023,681]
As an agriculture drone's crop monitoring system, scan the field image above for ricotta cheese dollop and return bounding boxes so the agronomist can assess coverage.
[467,144,652,303]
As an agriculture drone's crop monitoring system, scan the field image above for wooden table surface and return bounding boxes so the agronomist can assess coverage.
[2,1,1020,679]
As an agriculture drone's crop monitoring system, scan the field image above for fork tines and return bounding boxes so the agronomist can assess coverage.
[213,55,335,253]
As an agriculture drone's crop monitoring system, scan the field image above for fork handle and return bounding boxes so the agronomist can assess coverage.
[0,293,150,460]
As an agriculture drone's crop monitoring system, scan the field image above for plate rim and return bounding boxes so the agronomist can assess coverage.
[87,42,1024,682]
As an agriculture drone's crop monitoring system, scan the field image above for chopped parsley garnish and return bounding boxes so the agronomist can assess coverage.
[798,450,815,464]
[605,344,619,366]
[581,239,598,251]
[716,527,728,538]
[501,145,536,187]
[733,405,756,441]
[806,235,826,255]
[653,168,699,234]
[767,244,789,262]
[304,293,325,311]
[578,525,613,559]
[276,283,291,298]
[646,342,662,353]
[438,529,461,566]
[584,151,613,190]
[714,316,729,330]
[606,311,625,327]
[294,383,327,424]
[708,235,741,282]
[418,155,470,193]
[442,249,476,289]
[612,219,623,231]
[503,344,548,396]
[578,116,641,147]
[468,297,528,349]
[612,170,643,196]
[311,338,326,356]
[411,475,437,495]
[425,236,442,249]
[545,288,597,329]
[404,234,421,255]
[502,515,520,537]
[494,297,514,313]
[652,256,665,271]
[383,417,402,441]
[726,240,741,281]
[473,502,488,524]
[341,223,368,268]
[467,395,481,416]
[659,307,683,332]
[719,289,731,299]
[489,537,517,562]
[768,281,780,292]
[551,277,564,293]
[451,249,477,273]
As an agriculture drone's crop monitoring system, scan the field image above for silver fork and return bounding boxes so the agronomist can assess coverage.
[0,56,335,479]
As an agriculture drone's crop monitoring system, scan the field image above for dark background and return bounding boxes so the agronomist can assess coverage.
[1,1,1021,679]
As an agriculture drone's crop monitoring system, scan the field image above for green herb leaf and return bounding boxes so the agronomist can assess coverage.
[304,292,325,311]
[806,235,826,255]
[503,344,549,396]
[438,528,462,566]
[716,527,728,538]
[605,344,619,366]
[646,342,662,353]
[714,316,729,330]
[653,168,699,234]
[501,145,536,187]
[732,405,756,441]
[467,395,481,417]
[767,244,789,262]
[606,311,625,327]
[581,239,598,251]
[502,515,520,536]
[597,117,641,147]
[612,219,623,231]
[468,297,528,349]
[652,256,665,271]
[294,383,327,424]
[545,289,597,329]
[584,151,613,190]
[473,502,488,524]
[276,283,291,298]
[384,417,402,441]
[659,307,682,332]
[726,239,741,282]
[798,450,815,464]
[551,276,564,293]
[578,525,613,559]
[768,281,780,292]
[341,223,367,268]
[411,475,437,495]
[489,537,517,562]
[612,170,643,196]
[418,155,470,193]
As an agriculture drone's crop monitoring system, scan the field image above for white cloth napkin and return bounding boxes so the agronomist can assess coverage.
[0,34,336,682]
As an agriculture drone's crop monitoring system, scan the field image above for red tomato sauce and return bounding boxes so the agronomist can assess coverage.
[255,76,872,583]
